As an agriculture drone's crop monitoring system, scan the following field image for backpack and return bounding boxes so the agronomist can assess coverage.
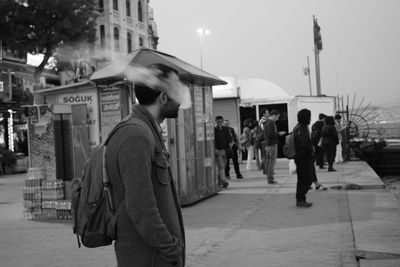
[254,125,264,147]
[249,128,256,146]
[283,126,298,159]
[72,116,149,248]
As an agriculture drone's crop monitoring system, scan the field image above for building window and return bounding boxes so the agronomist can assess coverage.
[138,0,143,22]
[127,32,132,53]
[113,0,118,11]
[139,37,143,47]
[126,0,131,17]
[114,27,120,51]
[100,25,105,49]
[99,0,104,12]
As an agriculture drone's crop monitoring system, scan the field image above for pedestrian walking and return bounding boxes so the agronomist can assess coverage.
[240,118,255,171]
[321,116,339,172]
[214,116,232,188]
[294,108,314,207]
[263,109,286,184]
[105,64,186,267]
[224,120,244,179]
[311,113,327,169]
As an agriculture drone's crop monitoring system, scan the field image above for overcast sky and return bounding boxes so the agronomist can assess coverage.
[150,0,400,106]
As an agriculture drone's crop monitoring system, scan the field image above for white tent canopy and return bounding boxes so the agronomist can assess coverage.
[212,76,239,98]
[238,78,294,105]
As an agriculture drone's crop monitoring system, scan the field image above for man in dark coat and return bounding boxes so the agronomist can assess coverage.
[294,108,314,207]
[106,64,185,267]
[223,119,243,179]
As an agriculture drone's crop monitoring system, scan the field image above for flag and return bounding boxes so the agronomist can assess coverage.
[313,16,323,51]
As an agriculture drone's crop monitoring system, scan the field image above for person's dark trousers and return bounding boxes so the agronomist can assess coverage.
[295,158,314,202]
[311,160,318,183]
[260,145,266,174]
[225,145,241,178]
[325,145,337,170]
[315,145,325,168]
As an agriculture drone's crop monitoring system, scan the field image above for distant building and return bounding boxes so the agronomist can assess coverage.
[95,0,158,58]
[59,0,159,84]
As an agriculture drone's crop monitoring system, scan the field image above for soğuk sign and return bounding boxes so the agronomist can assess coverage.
[57,91,100,149]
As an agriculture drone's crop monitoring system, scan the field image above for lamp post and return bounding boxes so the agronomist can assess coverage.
[197,28,210,70]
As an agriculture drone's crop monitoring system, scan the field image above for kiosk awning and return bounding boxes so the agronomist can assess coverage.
[90,48,227,86]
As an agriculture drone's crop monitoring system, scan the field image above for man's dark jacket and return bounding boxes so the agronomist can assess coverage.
[214,126,232,150]
[106,105,185,267]
[263,118,279,146]
[294,124,314,160]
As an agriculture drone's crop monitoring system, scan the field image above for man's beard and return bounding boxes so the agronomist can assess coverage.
[160,101,180,119]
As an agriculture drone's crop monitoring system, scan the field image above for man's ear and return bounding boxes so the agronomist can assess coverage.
[158,92,168,104]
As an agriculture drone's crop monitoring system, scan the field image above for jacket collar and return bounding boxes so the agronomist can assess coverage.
[131,104,164,145]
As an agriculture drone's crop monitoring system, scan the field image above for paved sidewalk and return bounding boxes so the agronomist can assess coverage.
[0,160,399,266]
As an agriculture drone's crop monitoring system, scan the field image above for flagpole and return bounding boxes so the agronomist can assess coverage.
[307,56,312,96]
[313,15,322,96]
[314,45,321,96]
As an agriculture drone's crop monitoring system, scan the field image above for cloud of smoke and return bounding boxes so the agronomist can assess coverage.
[124,65,192,109]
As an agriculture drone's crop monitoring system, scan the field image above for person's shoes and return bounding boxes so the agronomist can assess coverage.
[296,201,313,207]
[268,180,278,184]
[328,168,336,172]
[219,182,229,188]
[237,174,244,179]
[315,184,328,191]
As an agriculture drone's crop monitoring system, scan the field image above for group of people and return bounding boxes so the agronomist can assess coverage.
[215,108,345,209]
[214,109,287,188]
[239,109,286,184]
[311,113,343,172]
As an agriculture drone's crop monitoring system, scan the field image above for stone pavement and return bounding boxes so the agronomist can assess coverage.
[0,159,399,267]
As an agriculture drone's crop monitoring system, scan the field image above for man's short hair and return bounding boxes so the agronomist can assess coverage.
[335,114,342,120]
[262,109,269,115]
[215,115,224,121]
[319,113,327,120]
[134,64,178,106]
[270,109,280,116]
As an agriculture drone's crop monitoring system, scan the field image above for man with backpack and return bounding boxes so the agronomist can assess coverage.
[105,64,186,267]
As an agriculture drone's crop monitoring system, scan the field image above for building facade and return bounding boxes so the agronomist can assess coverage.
[95,0,158,58]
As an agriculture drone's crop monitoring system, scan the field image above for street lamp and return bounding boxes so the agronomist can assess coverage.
[197,28,210,70]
